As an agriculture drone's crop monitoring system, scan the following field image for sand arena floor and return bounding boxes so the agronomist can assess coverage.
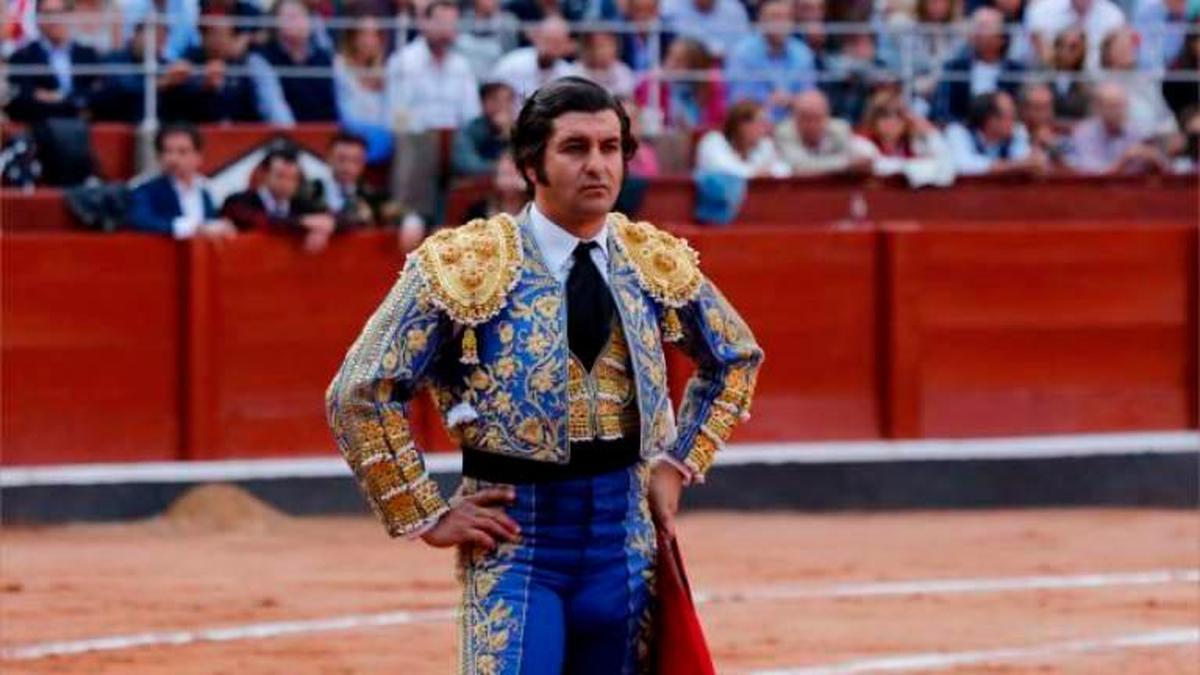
[2,491,1197,674]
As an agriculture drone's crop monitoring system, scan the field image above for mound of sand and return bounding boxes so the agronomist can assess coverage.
[155,483,288,534]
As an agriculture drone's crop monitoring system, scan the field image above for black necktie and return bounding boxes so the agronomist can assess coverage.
[567,241,615,371]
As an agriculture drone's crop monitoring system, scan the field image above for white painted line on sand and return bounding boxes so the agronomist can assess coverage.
[3,569,1196,662]
[747,627,1200,674]
[1,608,455,661]
[3,431,1196,487]
[694,569,1200,605]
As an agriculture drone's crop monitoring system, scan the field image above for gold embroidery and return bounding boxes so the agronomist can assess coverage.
[566,322,640,442]
[610,213,703,308]
[417,213,523,327]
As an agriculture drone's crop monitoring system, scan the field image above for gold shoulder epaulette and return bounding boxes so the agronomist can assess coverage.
[610,213,702,308]
[415,214,523,364]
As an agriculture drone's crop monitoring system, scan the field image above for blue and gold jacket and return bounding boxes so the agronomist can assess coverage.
[325,209,764,537]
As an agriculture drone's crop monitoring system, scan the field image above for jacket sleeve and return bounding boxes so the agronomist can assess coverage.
[668,277,764,480]
[126,183,174,236]
[325,257,452,537]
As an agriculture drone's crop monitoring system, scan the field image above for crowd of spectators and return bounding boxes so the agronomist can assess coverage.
[2,0,1198,228]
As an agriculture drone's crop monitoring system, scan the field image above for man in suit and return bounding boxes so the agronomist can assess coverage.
[933,7,1027,124]
[5,0,103,121]
[126,123,237,239]
[221,147,335,252]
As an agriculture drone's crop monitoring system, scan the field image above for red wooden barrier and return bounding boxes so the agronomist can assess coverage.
[883,222,1199,437]
[1,234,184,463]
[1,221,1195,466]
[686,227,883,440]
[1,189,76,233]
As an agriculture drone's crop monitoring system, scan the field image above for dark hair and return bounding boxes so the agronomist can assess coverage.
[480,81,515,102]
[261,146,300,171]
[511,76,637,196]
[155,123,203,153]
[722,99,762,144]
[423,0,457,18]
[329,130,368,151]
[966,91,1010,130]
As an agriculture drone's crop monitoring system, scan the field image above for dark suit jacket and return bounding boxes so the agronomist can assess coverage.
[169,47,261,124]
[220,188,323,232]
[6,40,102,122]
[127,174,218,236]
[932,51,1025,124]
[309,179,398,230]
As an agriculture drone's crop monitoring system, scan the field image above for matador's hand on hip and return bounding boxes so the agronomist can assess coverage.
[420,487,520,552]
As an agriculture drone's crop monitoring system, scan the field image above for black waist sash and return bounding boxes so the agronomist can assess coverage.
[462,436,641,484]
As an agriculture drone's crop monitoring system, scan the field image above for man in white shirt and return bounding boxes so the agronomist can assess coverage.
[386,0,482,131]
[489,15,580,104]
[944,91,1046,176]
[126,124,237,239]
[1025,0,1127,69]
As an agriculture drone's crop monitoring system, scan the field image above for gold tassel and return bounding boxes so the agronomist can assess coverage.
[662,308,683,343]
[460,327,480,365]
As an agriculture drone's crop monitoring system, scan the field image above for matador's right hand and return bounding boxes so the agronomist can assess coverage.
[420,487,520,551]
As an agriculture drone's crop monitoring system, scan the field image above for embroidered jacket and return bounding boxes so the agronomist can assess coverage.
[325,210,764,537]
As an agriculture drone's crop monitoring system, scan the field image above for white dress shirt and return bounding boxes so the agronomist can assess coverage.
[385,38,481,131]
[489,47,581,105]
[528,201,611,286]
[43,39,73,94]
[171,176,208,239]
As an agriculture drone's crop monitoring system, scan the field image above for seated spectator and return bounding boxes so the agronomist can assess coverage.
[1100,26,1181,141]
[662,0,750,60]
[695,99,790,178]
[1046,27,1090,121]
[333,12,391,162]
[824,31,893,125]
[1133,0,1190,69]
[635,37,727,131]
[621,0,671,73]
[1019,82,1071,166]
[72,0,121,53]
[1163,30,1199,127]
[198,0,266,58]
[623,99,661,178]
[1067,81,1170,174]
[944,90,1046,175]
[794,0,837,103]
[171,16,261,123]
[878,0,966,104]
[1024,0,1126,70]
[455,0,520,81]
[119,0,202,61]
[452,81,515,177]
[579,31,635,99]
[386,0,480,131]
[489,15,579,104]
[724,0,816,122]
[312,132,413,233]
[247,0,337,123]
[991,0,1036,64]
[127,124,236,239]
[852,90,955,186]
[775,90,872,176]
[933,7,1026,123]
[465,152,527,221]
[221,147,336,252]
[505,0,621,22]
[94,20,189,122]
[6,0,102,122]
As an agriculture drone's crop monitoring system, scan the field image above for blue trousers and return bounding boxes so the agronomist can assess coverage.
[457,463,657,675]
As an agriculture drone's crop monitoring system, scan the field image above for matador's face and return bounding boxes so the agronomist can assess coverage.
[534,110,624,224]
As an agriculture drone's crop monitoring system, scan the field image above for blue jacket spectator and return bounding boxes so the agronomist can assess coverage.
[724,0,816,122]
[620,0,673,72]
[662,0,749,59]
[127,124,237,239]
[451,82,515,177]
[93,22,182,122]
[171,21,262,123]
[943,91,1041,175]
[932,8,1026,123]
[247,0,338,124]
[5,0,102,122]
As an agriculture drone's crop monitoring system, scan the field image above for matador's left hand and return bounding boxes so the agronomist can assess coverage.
[649,461,685,539]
